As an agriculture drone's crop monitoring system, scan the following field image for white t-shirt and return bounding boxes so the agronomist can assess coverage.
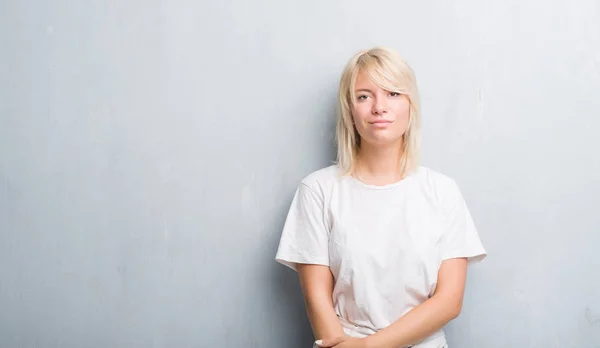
[275,165,487,348]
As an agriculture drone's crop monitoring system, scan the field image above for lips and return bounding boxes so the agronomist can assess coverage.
[369,120,393,124]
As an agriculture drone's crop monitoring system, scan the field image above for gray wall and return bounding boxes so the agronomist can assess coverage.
[1,0,599,347]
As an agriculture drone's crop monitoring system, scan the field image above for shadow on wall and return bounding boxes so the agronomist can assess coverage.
[273,265,315,347]
[267,95,338,347]
[267,193,315,347]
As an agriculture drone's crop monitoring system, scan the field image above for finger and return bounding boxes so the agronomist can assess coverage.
[315,336,346,347]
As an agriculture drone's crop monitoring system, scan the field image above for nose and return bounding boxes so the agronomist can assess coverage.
[372,96,388,115]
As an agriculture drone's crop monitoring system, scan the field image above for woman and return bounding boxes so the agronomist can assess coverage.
[275,47,486,348]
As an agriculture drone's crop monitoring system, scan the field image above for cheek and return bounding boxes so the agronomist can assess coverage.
[351,106,369,124]
[352,107,366,124]
[393,102,411,124]
[393,99,411,115]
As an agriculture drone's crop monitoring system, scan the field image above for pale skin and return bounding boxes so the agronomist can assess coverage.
[298,70,470,348]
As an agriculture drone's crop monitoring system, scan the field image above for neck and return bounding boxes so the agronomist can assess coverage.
[354,142,406,185]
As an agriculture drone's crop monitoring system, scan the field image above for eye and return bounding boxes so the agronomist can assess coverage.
[356,95,368,101]
[389,92,401,97]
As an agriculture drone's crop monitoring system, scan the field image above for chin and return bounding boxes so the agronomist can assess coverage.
[363,136,404,147]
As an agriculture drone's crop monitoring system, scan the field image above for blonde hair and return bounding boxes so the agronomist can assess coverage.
[335,46,422,177]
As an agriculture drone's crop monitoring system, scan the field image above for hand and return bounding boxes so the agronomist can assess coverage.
[315,336,367,348]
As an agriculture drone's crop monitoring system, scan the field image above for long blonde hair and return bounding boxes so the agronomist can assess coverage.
[335,47,422,177]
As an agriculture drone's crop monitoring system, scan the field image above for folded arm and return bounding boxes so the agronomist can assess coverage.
[363,257,468,348]
[297,263,346,340]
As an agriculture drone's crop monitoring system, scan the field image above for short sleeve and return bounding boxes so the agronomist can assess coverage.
[275,183,330,272]
[439,180,487,264]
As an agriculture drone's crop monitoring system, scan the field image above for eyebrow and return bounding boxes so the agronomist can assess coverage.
[355,89,373,93]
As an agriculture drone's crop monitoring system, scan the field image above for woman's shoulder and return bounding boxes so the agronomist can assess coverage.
[414,166,456,185]
[298,164,344,192]
[413,166,463,200]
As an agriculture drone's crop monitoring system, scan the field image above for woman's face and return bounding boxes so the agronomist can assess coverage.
[351,70,411,148]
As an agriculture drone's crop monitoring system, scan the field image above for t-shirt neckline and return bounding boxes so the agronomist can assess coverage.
[346,169,418,190]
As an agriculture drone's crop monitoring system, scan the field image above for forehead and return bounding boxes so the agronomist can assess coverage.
[354,69,379,88]
[355,70,371,84]
[353,68,396,92]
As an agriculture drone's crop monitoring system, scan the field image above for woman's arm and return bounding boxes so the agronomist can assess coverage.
[297,264,346,340]
[362,258,468,348]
